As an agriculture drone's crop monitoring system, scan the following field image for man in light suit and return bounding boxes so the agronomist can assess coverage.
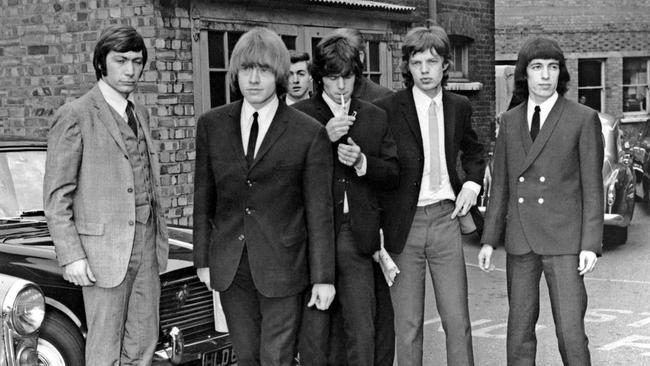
[293,32,399,366]
[374,26,485,366]
[44,25,169,365]
[478,37,603,366]
[193,27,336,365]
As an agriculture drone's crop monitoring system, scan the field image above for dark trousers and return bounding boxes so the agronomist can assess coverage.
[390,201,474,366]
[299,222,394,365]
[220,248,301,366]
[506,252,591,366]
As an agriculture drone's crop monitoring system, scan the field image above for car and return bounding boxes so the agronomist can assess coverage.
[629,117,650,206]
[0,137,236,365]
[0,273,44,366]
[477,112,635,247]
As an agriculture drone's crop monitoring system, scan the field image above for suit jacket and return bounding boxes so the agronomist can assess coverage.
[374,88,486,254]
[293,95,399,255]
[44,85,169,288]
[193,100,335,298]
[353,77,393,102]
[481,96,604,255]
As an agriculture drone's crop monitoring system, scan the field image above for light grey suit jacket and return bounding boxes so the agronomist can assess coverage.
[44,85,169,288]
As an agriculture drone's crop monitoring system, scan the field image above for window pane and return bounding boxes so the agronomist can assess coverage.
[311,37,322,60]
[623,58,647,85]
[578,89,602,112]
[208,31,225,69]
[578,60,602,87]
[227,32,244,61]
[368,41,380,72]
[210,71,226,108]
[370,74,381,84]
[623,86,647,112]
[450,44,463,73]
[282,35,296,51]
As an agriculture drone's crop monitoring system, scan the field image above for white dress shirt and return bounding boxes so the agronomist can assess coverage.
[527,92,558,131]
[97,79,134,123]
[240,95,279,158]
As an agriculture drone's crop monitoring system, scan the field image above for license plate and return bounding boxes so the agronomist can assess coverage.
[202,345,237,366]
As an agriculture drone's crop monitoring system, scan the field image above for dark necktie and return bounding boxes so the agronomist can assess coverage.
[126,101,138,137]
[246,112,259,166]
[530,105,540,141]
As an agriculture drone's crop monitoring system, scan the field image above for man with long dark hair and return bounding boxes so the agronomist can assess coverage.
[478,37,603,366]
[45,25,169,365]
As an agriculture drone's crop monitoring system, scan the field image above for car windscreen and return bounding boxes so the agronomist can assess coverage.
[0,151,45,219]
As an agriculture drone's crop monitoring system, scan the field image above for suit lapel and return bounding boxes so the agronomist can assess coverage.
[226,101,248,171]
[89,86,128,155]
[514,104,532,155]
[441,92,456,164]
[399,89,424,149]
[250,101,289,169]
[312,95,335,126]
[518,97,566,176]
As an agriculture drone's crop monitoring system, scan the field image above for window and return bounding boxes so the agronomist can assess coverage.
[578,59,605,112]
[448,36,470,80]
[361,40,382,84]
[623,58,649,114]
[207,30,244,108]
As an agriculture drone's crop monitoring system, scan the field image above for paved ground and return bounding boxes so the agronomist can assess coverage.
[421,205,650,365]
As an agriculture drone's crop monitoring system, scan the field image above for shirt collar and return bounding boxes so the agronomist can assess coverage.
[412,86,443,107]
[321,92,350,116]
[98,79,134,117]
[241,94,279,125]
[527,91,558,117]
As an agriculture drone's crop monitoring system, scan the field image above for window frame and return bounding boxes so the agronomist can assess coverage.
[577,58,606,113]
[622,57,649,117]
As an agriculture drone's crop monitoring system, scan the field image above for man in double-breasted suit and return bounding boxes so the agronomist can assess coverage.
[44,25,169,365]
[293,32,399,366]
[374,26,485,366]
[193,27,335,366]
[478,37,603,366]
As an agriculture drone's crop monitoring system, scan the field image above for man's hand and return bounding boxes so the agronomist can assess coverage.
[196,267,212,291]
[578,250,597,275]
[325,115,355,142]
[63,259,96,286]
[338,137,363,167]
[307,283,336,310]
[478,244,495,272]
[451,186,478,219]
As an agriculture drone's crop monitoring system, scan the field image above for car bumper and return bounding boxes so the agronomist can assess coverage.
[153,331,232,366]
[604,213,627,227]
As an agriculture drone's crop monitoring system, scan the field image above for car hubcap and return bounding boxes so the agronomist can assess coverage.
[37,338,65,366]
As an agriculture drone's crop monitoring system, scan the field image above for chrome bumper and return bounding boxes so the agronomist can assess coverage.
[604,213,626,227]
[153,327,231,366]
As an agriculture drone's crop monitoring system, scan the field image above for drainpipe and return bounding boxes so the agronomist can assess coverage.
[428,0,437,24]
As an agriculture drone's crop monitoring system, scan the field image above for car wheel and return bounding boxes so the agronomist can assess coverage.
[603,225,628,247]
[38,311,85,366]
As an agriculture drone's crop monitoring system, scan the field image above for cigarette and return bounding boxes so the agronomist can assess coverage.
[340,94,345,106]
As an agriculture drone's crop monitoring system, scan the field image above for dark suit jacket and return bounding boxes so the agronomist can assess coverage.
[193,100,335,298]
[353,77,393,102]
[374,88,486,254]
[481,96,604,255]
[293,95,399,255]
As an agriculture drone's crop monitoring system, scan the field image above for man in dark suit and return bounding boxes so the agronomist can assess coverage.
[293,33,399,366]
[193,27,336,366]
[478,37,603,366]
[44,25,169,365]
[374,26,485,366]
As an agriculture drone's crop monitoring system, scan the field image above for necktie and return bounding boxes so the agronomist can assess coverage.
[428,100,442,188]
[246,112,259,166]
[126,101,138,137]
[530,105,541,141]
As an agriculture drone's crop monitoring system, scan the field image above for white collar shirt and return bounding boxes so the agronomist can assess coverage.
[240,95,279,158]
[322,92,350,117]
[98,79,134,123]
[527,92,558,131]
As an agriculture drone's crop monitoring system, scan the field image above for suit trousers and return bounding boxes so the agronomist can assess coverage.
[506,252,591,366]
[389,200,474,366]
[220,247,301,366]
[82,214,160,366]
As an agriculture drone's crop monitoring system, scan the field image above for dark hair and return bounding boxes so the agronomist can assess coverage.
[289,50,311,65]
[331,28,364,53]
[400,26,452,88]
[227,27,290,96]
[512,37,570,102]
[311,33,363,95]
[93,25,147,81]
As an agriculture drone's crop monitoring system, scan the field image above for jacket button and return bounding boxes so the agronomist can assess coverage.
[127,188,133,193]
[538,198,544,204]
[128,220,134,226]
[247,180,253,187]
[245,208,251,215]
[539,176,546,182]
[518,197,524,203]
[519,176,525,182]
[238,234,245,241]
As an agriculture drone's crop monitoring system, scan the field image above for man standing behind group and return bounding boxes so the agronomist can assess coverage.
[193,27,336,366]
[44,25,169,365]
[285,50,313,105]
[478,37,603,366]
[375,25,485,366]
[293,33,399,366]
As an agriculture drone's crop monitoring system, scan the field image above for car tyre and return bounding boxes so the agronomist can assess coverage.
[38,311,85,366]
[603,225,628,247]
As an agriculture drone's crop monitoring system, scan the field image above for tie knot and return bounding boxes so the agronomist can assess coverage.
[252,111,259,121]
[534,105,541,113]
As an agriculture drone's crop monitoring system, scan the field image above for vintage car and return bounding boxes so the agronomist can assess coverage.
[0,274,44,366]
[629,117,650,206]
[0,137,236,365]
[477,112,635,246]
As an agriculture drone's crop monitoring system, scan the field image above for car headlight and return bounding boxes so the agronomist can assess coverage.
[11,285,45,336]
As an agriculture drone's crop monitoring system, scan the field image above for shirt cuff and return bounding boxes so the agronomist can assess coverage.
[354,153,367,176]
[463,181,481,196]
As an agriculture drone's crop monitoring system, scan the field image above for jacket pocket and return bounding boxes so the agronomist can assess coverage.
[75,222,105,236]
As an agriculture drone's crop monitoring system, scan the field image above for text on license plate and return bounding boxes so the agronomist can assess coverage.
[202,345,237,366]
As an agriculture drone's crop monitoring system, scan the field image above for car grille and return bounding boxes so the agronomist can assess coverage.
[158,269,216,345]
